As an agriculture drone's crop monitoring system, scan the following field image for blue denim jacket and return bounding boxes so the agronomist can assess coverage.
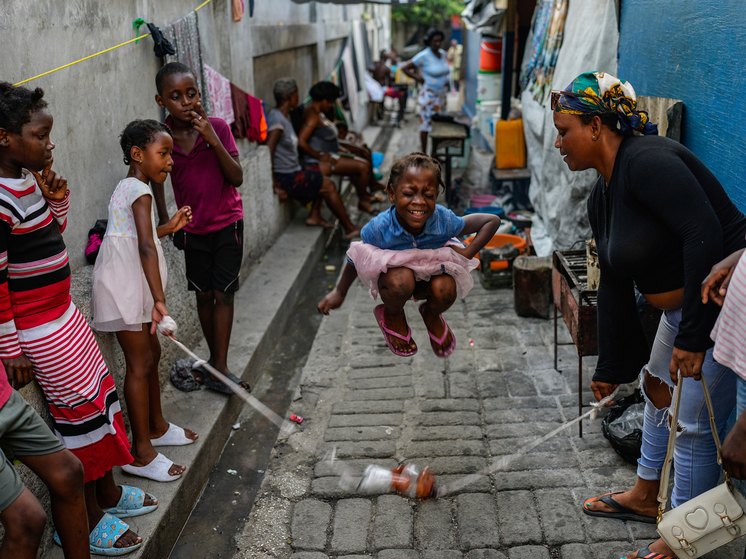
[360,205,465,251]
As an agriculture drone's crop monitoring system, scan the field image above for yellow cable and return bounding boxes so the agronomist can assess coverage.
[13,0,214,87]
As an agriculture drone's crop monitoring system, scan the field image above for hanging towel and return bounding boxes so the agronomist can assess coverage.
[163,11,213,115]
[203,64,235,124]
[230,82,250,139]
[233,0,244,22]
[246,93,264,143]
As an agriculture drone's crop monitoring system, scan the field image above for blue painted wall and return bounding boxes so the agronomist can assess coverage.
[618,1,746,211]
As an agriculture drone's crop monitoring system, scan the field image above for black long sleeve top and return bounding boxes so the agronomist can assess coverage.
[587,135,746,385]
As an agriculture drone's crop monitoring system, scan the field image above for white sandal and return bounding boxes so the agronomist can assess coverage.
[151,423,195,446]
[121,453,182,482]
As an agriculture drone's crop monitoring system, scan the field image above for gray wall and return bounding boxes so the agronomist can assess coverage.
[0,0,389,553]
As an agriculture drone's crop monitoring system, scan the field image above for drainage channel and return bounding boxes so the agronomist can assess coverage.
[168,238,347,559]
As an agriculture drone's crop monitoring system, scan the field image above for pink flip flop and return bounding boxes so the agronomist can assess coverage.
[418,303,456,358]
[373,304,417,357]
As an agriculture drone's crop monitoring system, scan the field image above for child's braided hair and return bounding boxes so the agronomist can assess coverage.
[0,82,48,135]
[385,152,445,195]
[119,119,173,165]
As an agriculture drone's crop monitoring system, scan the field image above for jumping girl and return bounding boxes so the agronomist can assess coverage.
[318,152,500,357]
[92,120,197,483]
[0,83,151,554]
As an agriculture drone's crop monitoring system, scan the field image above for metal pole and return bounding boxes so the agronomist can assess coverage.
[578,355,583,438]
[553,303,558,370]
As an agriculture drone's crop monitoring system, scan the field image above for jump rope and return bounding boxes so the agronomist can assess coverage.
[158,318,619,498]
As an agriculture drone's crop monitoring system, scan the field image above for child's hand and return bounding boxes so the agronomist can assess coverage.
[190,102,220,146]
[151,301,169,335]
[169,206,193,234]
[318,289,345,315]
[2,354,34,389]
[32,158,68,201]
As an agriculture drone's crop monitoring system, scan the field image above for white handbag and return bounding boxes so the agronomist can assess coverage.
[656,372,746,558]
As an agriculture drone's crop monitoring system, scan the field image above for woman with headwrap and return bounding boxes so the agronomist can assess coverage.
[553,72,746,559]
[400,28,450,152]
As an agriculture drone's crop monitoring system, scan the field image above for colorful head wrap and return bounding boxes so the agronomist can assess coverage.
[553,71,658,136]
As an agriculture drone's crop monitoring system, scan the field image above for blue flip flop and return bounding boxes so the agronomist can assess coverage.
[102,485,158,518]
[54,512,142,555]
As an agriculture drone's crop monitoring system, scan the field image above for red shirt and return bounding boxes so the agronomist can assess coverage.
[0,361,11,409]
[167,116,243,235]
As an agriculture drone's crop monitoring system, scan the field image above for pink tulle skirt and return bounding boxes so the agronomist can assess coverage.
[347,241,479,301]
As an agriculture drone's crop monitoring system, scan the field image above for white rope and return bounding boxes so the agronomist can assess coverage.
[436,387,620,496]
[165,335,297,438]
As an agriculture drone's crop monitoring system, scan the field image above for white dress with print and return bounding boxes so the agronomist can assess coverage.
[91,177,167,332]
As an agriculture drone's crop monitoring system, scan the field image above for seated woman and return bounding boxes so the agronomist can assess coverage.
[266,78,361,239]
[297,81,382,215]
[335,121,384,181]
[553,71,746,559]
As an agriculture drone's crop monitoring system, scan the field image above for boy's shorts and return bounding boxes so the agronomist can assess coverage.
[181,219,244,293]
[0,391,65,512]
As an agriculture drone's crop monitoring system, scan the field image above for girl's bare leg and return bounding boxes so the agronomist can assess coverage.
[378,267,417,354]
[414,274,457,352]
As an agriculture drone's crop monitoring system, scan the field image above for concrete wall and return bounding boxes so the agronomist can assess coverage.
[618,0,746,210]
[0,0,389,552]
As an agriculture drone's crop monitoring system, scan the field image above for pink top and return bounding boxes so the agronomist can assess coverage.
[711,249,746,380]
[0,361,11,409]
[167,116,243,234]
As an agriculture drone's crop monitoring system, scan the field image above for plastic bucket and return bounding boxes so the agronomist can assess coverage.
[464,206,505,217]
[470,194,497,207]
[479,38,502,72]
[371,152,384,169]
[477,72,501,101]
[464,233,527,270]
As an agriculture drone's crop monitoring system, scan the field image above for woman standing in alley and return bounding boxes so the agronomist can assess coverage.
[552,71,746,559]
[400,28,451,152]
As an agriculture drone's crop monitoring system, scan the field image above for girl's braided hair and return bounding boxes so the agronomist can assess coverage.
[385,152,445,195]
[119,119,173,165]
[0,82,48,135]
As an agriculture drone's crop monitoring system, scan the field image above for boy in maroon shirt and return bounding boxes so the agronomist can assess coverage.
[153,62,249,393]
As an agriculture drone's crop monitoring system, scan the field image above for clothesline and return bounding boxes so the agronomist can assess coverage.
[13,0,214,87]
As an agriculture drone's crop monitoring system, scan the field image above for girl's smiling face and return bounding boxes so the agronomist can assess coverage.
[389,166,439,236]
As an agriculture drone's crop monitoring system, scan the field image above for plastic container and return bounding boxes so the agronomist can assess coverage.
[464,233,527,270]
[479,38,503,72]
[495,118,526,169]
[464,206,504,217]
[470,194,497,207]
[477,71,502,101]
[371,152,384,169]
[344,463,437,499]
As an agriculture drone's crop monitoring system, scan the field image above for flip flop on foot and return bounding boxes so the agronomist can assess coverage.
[203,372,251,394]
[102,486,158,518]
[582,492,656,524]
[374,304,417,357]
[418,303,456,358]
[54,512,142,556]
[151,422,197,446]
[306,217,334,228]
[625,544,676,559]
[121,453,183,482]
[358,202,379,216]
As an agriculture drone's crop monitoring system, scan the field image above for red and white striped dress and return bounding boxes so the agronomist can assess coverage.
[0,172,132,482]
[712,249,746,380]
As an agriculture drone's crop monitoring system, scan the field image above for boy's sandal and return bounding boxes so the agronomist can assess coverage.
[202,372,251,394]
[418,303,456,358]
[624,545,676,559]
[151,422,195,446]
[54,512,142,556]
[374,304,417,357]
[121,453,182,482]
[102,485,158,518]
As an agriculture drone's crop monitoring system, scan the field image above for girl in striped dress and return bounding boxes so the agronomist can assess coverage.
[0,83,151,554]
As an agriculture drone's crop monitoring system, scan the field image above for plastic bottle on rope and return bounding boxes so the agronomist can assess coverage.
[342,463,437,499]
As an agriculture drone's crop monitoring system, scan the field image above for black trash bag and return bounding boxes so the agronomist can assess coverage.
[602,388,645,464]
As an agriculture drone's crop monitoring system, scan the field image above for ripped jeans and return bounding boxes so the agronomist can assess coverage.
[638,308,736,508]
